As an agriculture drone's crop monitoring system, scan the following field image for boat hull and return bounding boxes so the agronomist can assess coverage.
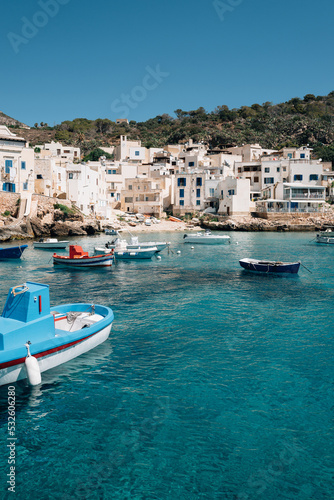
[34,242,68,249]
[0,323,112,386]
[53,254,114,267]
[239,259,300,274]
[183,235,230,245]
[316,235,334,244]
[114,247,158,259]
[0,245,28,259]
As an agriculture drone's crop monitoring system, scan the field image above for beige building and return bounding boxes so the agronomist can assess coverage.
[121,176,171,217]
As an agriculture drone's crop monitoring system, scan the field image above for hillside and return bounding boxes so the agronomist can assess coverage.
[0,111,30,129]
[6,91,334,162]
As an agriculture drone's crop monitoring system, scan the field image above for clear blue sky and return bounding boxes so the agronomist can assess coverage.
[1,0,333,127]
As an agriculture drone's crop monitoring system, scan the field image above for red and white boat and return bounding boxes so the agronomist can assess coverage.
[53,245,114,268]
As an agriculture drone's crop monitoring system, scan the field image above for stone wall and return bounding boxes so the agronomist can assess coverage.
[0,192,20,215]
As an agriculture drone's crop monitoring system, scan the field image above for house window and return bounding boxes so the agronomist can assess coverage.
[254,176,259,182]
[110,193,114,197]
[5,160,12,173]
[288,153,292,159]
[228,189,235,195]
[125,197,133,203]
[68,173,73,179]
[294,174,303,181]
[196,177,202,186]
[180,200,184,206]
[264,167,270,173]
[276,167,280,172]
[21,161,26,170]
[209,188,215,197]
[128,185,132,190]
[196,200,200,206]
[107,169,112,174]
[196,189,201,198]
[137,186,140,190]
[179,189,184,198]
[135,151,140,156]
[221,190,224,198]
[113,170,117,174]
[238,167,242,173]
[178,178,186,186]
[300,153,305,159]
[23,182,28,190]
[37,174,43,179]
[264,178,274,184]
[189,161,195,167]
[309,174,319,181]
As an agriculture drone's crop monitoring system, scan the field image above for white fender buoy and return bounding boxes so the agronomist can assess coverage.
[156,255,161,260]
[25,343,41,386]
[177,250,181,254]
[191,246,194,250]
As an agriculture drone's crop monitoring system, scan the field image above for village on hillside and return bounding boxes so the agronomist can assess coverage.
[0,124,334,227]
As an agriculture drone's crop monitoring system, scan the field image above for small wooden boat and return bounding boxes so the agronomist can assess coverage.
[316,228,334,244]
[0,281,114,386]
[239,258,300,274]
[169,216,182,222]
[183,231,230,245]
[33,238,69,249]
[0,245,28,260]
[105,228,119,235]
[53,245,114,268]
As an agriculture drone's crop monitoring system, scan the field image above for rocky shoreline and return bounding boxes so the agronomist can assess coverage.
[1,210,334,242]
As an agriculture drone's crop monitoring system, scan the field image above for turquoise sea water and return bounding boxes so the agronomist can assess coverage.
[0,231,333,500]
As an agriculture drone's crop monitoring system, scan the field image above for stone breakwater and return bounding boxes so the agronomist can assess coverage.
[200,213,334,232]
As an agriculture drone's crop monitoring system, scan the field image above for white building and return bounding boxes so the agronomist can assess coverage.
[37,141,80,162]
[0,126,34,195]
[218,178,250,216]
[173,172,207,215]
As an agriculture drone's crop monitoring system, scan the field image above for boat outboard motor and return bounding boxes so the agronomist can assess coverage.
[25,341,41,386]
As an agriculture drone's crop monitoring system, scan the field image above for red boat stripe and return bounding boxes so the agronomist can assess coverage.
[0,330,98,370]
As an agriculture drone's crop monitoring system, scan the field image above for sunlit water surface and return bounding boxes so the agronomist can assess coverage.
[0,232,333,499]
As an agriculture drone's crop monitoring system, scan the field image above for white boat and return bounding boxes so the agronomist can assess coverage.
[183,230,230,244]
[111,239,158,260]
[95,236,169,254]
[316,228,334,244]
[34,238,69,249]
[0,282,113,386]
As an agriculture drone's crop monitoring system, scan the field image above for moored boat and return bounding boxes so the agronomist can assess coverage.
[183,231,230,245]
[95,236,169,254]
[0,281,114,386]
[239,258,300,274]
[53,245,114,267]
[33,238,69,249]
[0,245,28,260]
[316,228,334,244]
[169,216,182,222]
[112,239,158,260]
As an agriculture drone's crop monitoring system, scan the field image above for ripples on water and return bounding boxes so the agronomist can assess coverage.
[0,232,333,499]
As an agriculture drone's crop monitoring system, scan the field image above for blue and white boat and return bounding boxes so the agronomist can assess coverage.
[0,281,114,386]
[53,245,114,268]
[95,236,169,254]
[239,258,300,274]
[113,239,158,260]
[0,244,28,259]
[316,228,334,244]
